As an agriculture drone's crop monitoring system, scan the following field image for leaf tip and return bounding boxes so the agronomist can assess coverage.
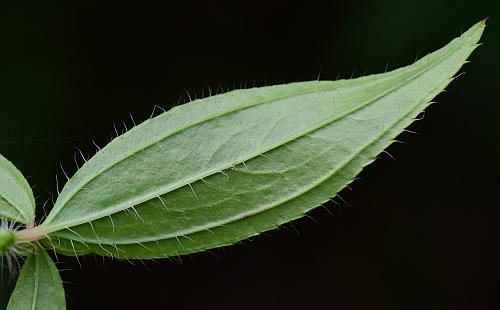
[480,18,489,25]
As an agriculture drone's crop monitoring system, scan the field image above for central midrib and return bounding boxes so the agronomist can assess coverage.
[30,254,40,310]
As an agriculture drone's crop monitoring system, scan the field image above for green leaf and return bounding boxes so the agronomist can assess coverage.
[6,248,66,310]
[40,21,484,259]
[0,154,35,225]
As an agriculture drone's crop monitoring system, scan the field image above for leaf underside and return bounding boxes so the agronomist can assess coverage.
[0,154,35,225]
[41,21,484,259]
[6,248,66,310]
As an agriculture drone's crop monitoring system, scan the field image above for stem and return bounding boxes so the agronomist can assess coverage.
[15,226,51,243]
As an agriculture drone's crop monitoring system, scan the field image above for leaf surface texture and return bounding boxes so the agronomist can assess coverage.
[7,248,66,310]
[41,22,485,259]
[0,154,35,225]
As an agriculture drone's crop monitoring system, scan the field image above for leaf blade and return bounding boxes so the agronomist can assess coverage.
[0,154,35,225]
[6,248,66,310]
[43,21,484,258]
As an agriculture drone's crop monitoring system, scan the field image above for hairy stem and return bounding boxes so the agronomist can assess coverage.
[15,226,50,243]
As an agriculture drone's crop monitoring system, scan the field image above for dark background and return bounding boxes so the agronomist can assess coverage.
[0,1,499,309]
